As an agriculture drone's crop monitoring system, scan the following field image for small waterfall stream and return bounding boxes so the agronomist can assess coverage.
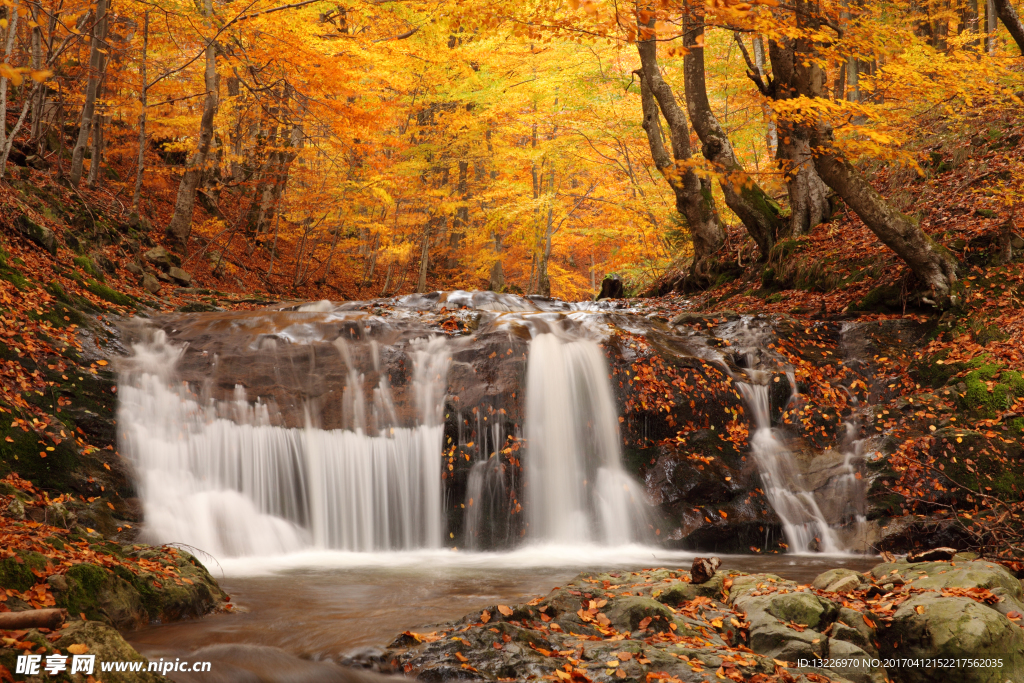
[735,382,842,553]
[523,333,649,545]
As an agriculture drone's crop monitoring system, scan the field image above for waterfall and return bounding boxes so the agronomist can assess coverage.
[119,330,449,557]
[523,334,649,545]
[735,382,842,553]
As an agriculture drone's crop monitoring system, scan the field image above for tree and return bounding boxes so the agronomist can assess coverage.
[992,0,1024,54]
[634,5,724,284]
[792,0,958,303]
[69,0,108,188]
[166,0,220,248]
[681,3,786,257]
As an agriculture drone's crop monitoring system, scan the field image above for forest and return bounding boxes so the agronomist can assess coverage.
[0,0,1019,299]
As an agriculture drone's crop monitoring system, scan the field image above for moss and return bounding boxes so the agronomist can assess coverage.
[911,350,956,388]
[0,554,42,591]
[957,363,1024,418]
[0,248,30,289]
[86,279,135,308]
[59,562,115,621]
[853,284,903,312]
[74,255,105,282]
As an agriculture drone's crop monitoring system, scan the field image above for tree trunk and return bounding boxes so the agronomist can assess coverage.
[993,0,1024,54]
[29,3,45,141]
[166,0,219,247]
[635,6,724,284]
[682,7,785,257]
[69,0,107,187]
[0,0,33,178]
[417,234,429,293]
[767,38,832,236]
[132,12,149,213]
[87,36,110,189]
[986,0,998,53]
[794,0,957,303]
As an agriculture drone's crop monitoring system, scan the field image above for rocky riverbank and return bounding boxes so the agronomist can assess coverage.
[365,554,1023,683]
[0,474,228,681]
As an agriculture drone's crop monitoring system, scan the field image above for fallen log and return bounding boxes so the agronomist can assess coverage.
[0,608,67,630]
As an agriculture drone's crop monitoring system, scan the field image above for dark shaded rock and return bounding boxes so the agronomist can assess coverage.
[691,556,721,584]
[90,251,116,274]
[143,246,176,271]
[125,261,144,278]
[15,214,56,254]
[597,274,623,300]
[906,547,957,563]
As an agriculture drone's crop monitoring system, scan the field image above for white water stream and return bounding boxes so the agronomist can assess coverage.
[735,382,842,553]
[523,334,649,545]
[119,331,448,557]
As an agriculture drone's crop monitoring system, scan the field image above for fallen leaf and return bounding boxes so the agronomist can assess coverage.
[497,604,513,616]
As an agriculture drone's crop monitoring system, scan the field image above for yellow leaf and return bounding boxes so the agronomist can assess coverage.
[915,605,925,614]
[67,644,89,655]
[0,63,23,86]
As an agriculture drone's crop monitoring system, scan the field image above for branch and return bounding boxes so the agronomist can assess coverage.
[732,32,771,97]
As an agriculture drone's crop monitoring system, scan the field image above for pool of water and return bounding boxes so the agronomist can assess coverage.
[129,548,879,680]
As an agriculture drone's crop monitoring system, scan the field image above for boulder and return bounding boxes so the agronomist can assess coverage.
[813,568,864,591]
[15,214,56,254]
[125,262,144,278]
[53,620,171,683]
[89,251,116,274]
[880,593,1024,683]
[168,266,192,286]
[871,558,1024,619]
[143,246,176,271]
[142,273,161,294]
[596,273,623,299]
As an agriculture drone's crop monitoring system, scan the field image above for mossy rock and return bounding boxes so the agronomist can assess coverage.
[956,362,1024,418]
[852,284,903,312]
[56,562,146,627]
[0,551,49,591]
[52,620,172,683]
[74,255,105,282]
[86,279,135,308]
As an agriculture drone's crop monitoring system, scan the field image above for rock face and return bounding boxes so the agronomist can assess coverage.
[365,558,1024,683]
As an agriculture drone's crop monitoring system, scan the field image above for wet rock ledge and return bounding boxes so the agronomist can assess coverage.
[366,556,1024,683]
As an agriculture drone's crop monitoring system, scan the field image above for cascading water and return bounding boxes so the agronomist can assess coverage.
[735,382,842,553]
[523,333,649,545]
[119,330,449,557]
[119,293,870,563]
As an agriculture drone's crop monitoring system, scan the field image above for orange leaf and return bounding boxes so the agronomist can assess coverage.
[481,610,491,623]
[497,604,513,616]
